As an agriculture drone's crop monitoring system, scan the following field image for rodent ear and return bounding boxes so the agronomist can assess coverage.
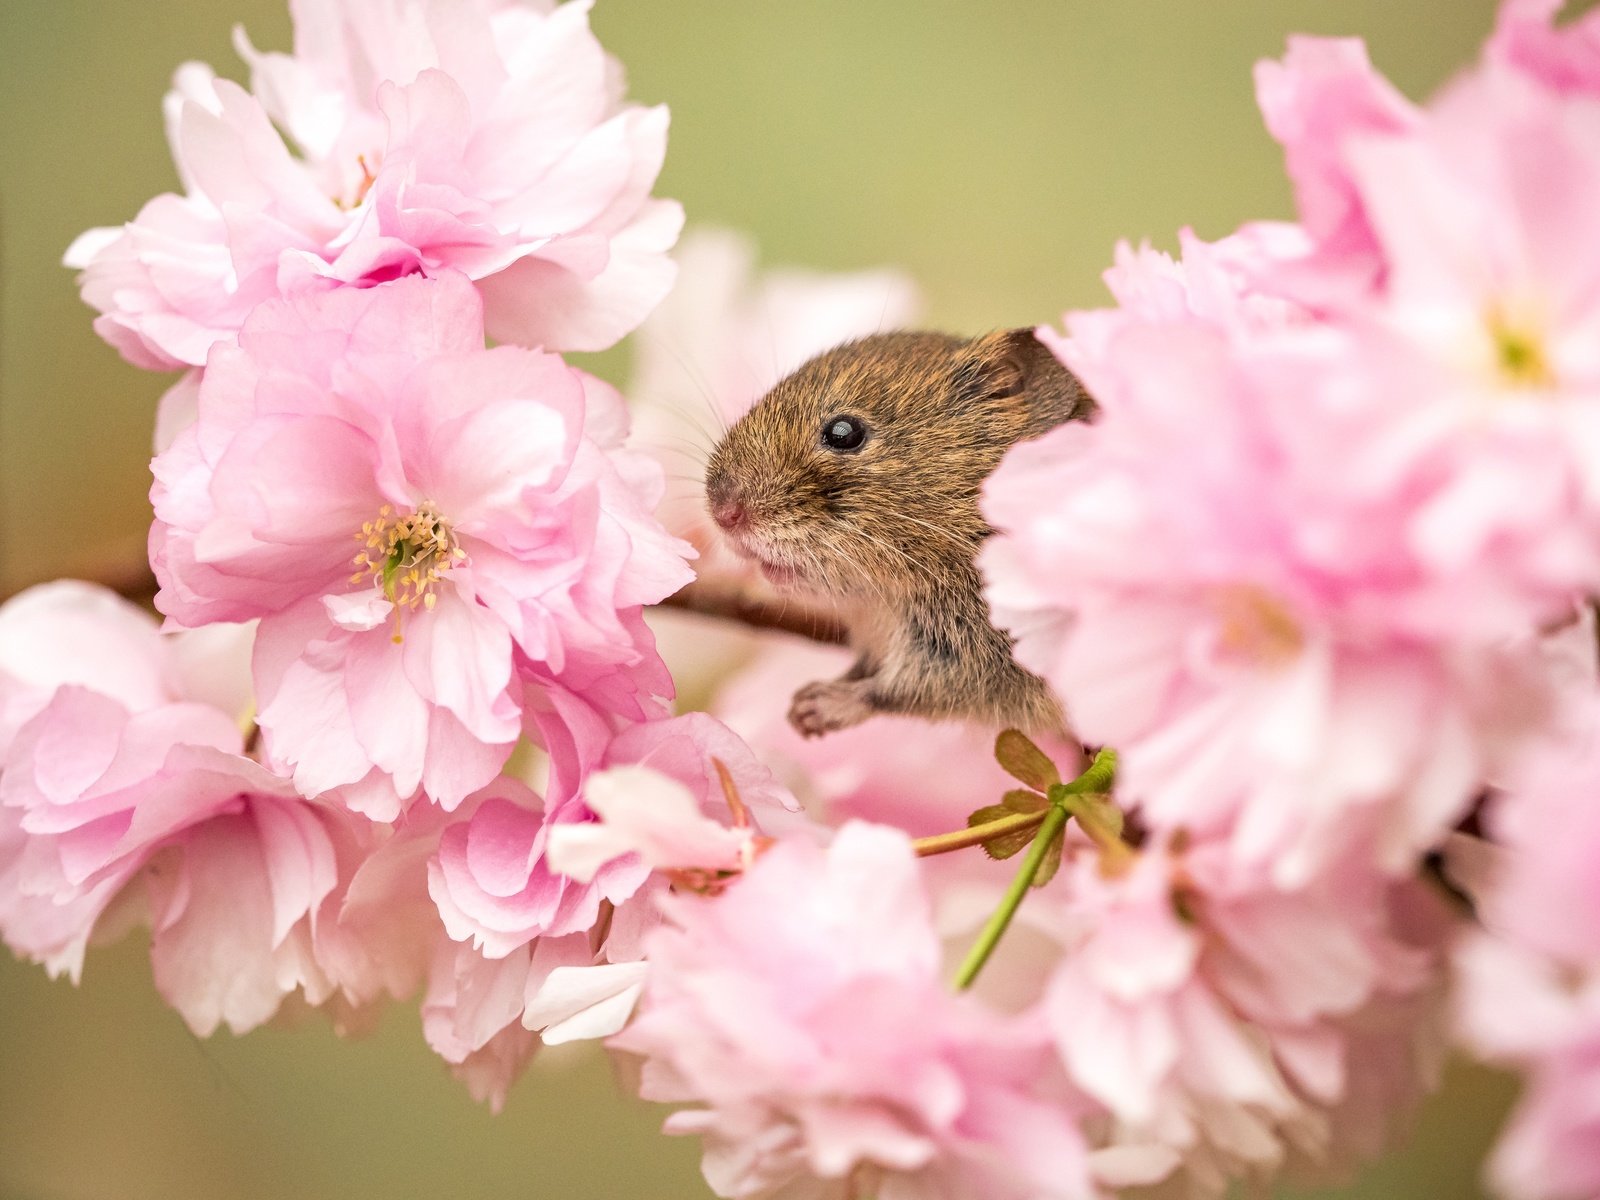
[957,328,1054,404]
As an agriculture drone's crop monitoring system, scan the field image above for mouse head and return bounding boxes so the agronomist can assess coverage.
[703,329,1082,597]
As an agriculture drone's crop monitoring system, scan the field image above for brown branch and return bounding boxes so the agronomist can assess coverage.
[657,581,847,645]
[2,557,849,646]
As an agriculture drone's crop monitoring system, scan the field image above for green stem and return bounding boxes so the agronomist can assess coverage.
[1057,747,1118,796]
[952,804,1069,990]
[1051,748,1129,869]
[912,808,1047,858]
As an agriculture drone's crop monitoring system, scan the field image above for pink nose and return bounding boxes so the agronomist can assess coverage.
[710,497,748,532]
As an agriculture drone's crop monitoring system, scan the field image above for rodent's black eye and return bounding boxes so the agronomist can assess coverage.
[820,415,867,453]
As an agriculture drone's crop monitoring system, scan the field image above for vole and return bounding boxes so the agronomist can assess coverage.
[702,328,1093,738]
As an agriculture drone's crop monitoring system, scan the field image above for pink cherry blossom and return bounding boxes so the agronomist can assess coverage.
[66,0,680,371]
[430,711,793,959]
[1487,0,1600,97]
[0,585,401,1036]
[428,775,635,958]
[262,781,630,1102]
[0,580,256,759]
[613,821,1100,1200]
[40,0,1600,1178]
[544,765,758,882]
[983,230,1574,886]
[151,272,692,813]
[0,581,177,753]
[1254,12,1600,401]
[1455,699,1600,1200]
[595,709,798,820]
[1456,937,1600,1200]
[1332,82,1600,584]
[1473,699,1600,964]
[421,940,542,1111]
[422,918,650,1108]
[522,949,648,1045]
[0,687,233,979]
[987,20,1600,890]
[421,868,658,1104]
[1248,36,1420,303]
[1039,836,1445,1197]
[517,837,686,1053]
[1049,227,1313,379]
[0,681,377,1036]
[1253,27,1600,562]
[311,793,458,1011]
[142,763,376,1036]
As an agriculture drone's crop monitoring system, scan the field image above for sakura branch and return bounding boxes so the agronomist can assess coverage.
[0,564,849,648]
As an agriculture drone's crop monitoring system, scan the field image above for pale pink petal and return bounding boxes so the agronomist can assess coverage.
[523,961,647,1043]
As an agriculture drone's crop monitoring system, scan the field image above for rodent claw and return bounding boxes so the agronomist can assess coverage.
[788,679,874,738]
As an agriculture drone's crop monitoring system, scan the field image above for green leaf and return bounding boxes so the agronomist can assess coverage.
[1001,787,1048,814]
[1030,829,1064,888]
[995,729,1060,792]
[968,804,1011,827]
[983,828,1038,860]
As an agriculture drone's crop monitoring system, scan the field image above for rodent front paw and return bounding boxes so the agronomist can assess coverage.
[787,679,874,738]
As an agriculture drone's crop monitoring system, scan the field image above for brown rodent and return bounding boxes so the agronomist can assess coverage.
[702,328,1094,738]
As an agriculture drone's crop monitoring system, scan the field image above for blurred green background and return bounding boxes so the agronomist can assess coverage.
[0,2,1519,1197]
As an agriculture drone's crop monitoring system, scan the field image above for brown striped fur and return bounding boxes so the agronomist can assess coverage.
[704,329,1093,737]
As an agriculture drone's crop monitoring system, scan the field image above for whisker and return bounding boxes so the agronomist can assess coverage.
[645,332,735,439]
[894,511,977,554]
[846,523,943,592]
[641,434,713,467]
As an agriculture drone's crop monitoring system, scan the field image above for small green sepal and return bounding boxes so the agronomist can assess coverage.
[1001,788,1049,814]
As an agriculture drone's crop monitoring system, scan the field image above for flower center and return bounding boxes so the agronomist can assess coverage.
[1212,585,1304,667]
[351,502,464,612]
[1488,308,1553,389]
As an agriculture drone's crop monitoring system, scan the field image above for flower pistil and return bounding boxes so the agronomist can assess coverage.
[1487,306,1553,389]
[351,502,465,616]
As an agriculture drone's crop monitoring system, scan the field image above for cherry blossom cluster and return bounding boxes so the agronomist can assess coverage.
[978,1,1600,1195]
[8,1,1600,1198]
[694,643,1448,1198]
[3,0,808,1110]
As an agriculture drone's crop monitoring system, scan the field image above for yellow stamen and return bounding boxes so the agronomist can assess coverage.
[334,153,379,211]
[1213,585,1304,666]
[350,501,463,641]
[1488,308,1553,389]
